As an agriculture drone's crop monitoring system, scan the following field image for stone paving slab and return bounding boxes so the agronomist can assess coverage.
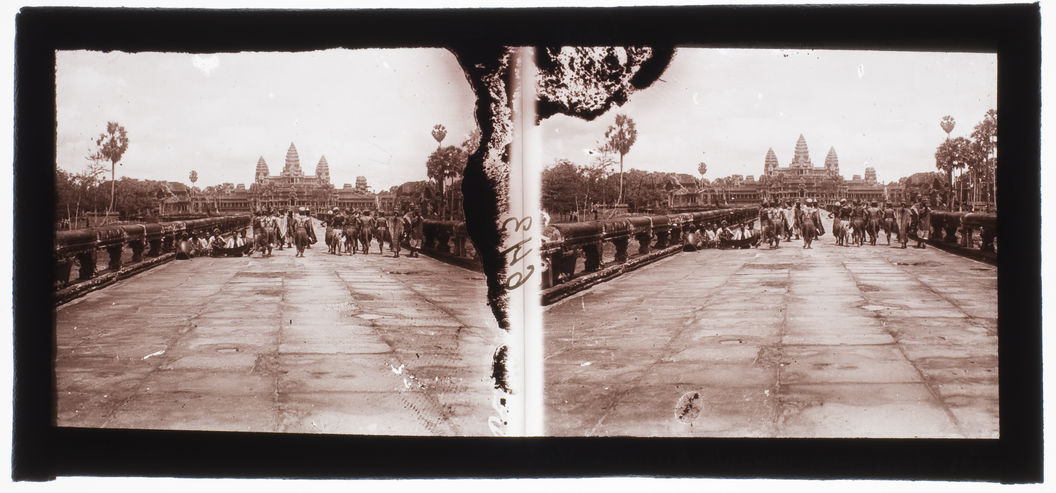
[545,236,998,438]
[56,221,500,436]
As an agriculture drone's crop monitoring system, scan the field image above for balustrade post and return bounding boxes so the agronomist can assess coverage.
[147,239,162,257]
[553,251,578,284]
[423,228,437,251]
[454,235,467,257]
[130,239,146,262]
[612,237,629,264]
[76,250,97,281]
[106,243,124,271]
[961,221,973,249]
[931,219,943,244]
[582,242,602,272]
[542,254,556,289]
[436,227,452,254]
[943,220,959,243]
[634,232,652,255]
[162,232,176,253]
[654,230,670,248]
[55,257,74,288]
[979,226,995,253]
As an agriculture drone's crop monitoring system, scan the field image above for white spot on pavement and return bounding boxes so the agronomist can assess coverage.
[142,350,165,360]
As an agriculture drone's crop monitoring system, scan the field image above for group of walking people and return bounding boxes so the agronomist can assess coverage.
[251,208,317,258]
[757,198,932,249]
[683,197,933,252]
[320,207,425,258]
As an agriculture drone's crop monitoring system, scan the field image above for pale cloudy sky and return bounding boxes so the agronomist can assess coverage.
[540,48,997,184]
[53,47,998,189]
[56,48,477,191]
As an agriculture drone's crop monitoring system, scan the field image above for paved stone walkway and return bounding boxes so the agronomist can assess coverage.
[56,224,500,436]
[544,236,998,438]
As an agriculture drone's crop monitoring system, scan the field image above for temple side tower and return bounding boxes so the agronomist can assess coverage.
[764,148,779,175]
[254,156,269,183]
[315,156,331,184]
[824,146,839,176]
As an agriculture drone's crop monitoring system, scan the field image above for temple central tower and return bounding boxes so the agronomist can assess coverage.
[792,134,812,167]
[281,142,304,178]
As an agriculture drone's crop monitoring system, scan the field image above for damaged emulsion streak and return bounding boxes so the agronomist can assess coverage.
[446,46,674,399]
[492,345,510,393]
[448,45,515,331]
[447,45,675,326]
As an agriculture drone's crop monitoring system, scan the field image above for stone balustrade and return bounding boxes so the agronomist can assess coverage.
[54,215,251,304]
[421,220,479,270]
[928,210,997,261]
[541,207,759,304]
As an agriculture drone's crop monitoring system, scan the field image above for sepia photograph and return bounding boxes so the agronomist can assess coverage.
[540,47,999,438]
[13,3,1041,483]
[52,48,503,435]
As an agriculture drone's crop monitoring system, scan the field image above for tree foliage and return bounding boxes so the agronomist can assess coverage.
[55,171,169,224]
[933,109,997,207]
[934,136,970,186]
[189,170,198,185]
[604,114,637,157]
[541,159,584,214]
[89,121,130,218]
[425,145,468,184]
[940,115,956,136]
[541,158,694,216]
[970,109,997,180]
[431,124,447,147]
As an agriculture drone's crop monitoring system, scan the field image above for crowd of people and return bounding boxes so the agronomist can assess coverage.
[318,206,426,259]
[173,206,429,260]
[249,207,317,257]
[685,198,933,251]
[176,227,250,259]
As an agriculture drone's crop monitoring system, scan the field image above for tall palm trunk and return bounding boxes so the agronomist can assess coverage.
[617,153,624,205]
[106,161,115,221]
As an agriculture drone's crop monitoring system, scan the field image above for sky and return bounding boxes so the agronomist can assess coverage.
[539,48,997,184]
[56,48,478,191]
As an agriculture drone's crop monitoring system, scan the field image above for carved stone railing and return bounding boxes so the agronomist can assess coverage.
[54,215,251,304]
[541,207,758,304]
[421,220,480,271]
[927,211,997,263]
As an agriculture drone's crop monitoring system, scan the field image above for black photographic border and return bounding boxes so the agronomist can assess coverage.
[13,4,1041,482]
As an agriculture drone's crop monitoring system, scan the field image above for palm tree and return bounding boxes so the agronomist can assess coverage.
[940,115,956,140]
[431,124,447,149]
[604,114,637,205]
[939,115,957,204]
[90,122,130,221]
